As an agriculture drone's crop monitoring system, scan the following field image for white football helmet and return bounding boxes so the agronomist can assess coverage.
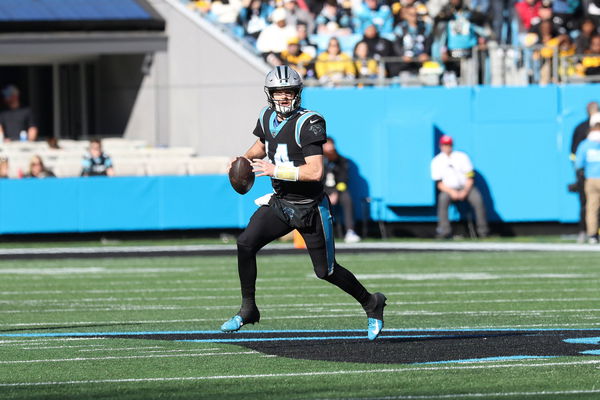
[264,66,303,118]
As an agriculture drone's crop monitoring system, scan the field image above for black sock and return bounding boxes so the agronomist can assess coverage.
[324,263,371,306]
[237,243,257,300]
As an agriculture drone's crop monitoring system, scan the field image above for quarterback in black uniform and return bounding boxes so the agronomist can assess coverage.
[221,65,387,340]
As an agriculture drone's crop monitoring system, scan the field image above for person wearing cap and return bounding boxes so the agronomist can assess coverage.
[575,115,600,244]
[569,101,599,242]
[256,7,298,56]
[279,37,315,77]
[430,135,489,239]
[0,85,38,142]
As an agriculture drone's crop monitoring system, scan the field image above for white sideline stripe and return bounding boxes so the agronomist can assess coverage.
[0,351,258,364]
[1,359,600,387]
[0,241,600,257]
[318,389,600,399]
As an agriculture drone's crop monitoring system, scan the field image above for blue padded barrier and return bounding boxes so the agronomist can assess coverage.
[0,84,598,234]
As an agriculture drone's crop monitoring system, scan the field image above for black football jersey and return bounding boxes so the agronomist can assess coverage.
[253,107,327,201]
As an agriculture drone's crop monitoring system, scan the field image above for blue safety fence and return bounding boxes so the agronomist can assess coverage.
[0,84,597,234]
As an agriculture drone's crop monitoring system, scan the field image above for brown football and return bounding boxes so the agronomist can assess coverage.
[228,157,255,194]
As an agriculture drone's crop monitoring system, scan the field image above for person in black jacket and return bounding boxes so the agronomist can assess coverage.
[323,137,361,243]
[570,101,599,242]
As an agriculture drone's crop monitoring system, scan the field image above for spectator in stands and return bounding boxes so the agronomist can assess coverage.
[353,0,394,35]
[237,0,273,45]
[81,139,115,177]
[525,19,567,83]
[515,0,542,33]
[353,40,380,81]
[490,0,516,44]
[569,101,599,243]
[393,5,433,74]
[579,33,600,79]
[210,0,243,30]
[25,155,55,179]
[0,156,8,179]
[315,0,353,36]
[0,85,38,142]
[361,24,398,75]
[315,37,356,84]
[283,0,315,35]
[430,135,489,239]
[296,22,319,58]
[323,138,361,243]
[529,2,567,37]
[279,37,315,77]
[575,114,600,243]
[256,8,298,59]
[434,0,489,76]
[552,0,582,33]
[576,18,598,53]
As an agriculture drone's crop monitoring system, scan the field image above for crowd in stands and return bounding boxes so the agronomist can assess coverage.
[188,0,600,85]
[0,84,229,179]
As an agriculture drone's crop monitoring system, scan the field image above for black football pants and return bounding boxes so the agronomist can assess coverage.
[236,196,371,307]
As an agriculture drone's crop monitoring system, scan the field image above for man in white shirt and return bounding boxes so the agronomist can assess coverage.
[256,8,298,56]
[430,135,488,238]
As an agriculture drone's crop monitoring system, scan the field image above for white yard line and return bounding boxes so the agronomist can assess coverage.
[0,351,259,364]
[0,359,599,387]
[318,389,600,399]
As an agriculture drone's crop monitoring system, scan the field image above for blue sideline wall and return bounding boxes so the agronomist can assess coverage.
[0,84,597,234]
[303,84,598,224]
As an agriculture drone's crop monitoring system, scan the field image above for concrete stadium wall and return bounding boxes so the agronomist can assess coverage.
[1,84,598,234]
[120,0,269,156]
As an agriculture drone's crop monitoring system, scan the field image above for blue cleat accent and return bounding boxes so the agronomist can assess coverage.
[221,315,244,332]
[368,318,383,340]
[363,292,387,340]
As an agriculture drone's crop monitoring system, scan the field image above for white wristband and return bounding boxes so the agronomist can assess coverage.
[274,165,299,181]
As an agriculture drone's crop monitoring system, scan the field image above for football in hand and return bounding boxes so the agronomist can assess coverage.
[228,157,255,194]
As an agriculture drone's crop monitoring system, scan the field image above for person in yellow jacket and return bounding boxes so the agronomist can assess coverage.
[280,37,314,77]
[315,37,356,85]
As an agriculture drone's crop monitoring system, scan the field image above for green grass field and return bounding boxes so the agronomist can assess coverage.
[1,250,599,399]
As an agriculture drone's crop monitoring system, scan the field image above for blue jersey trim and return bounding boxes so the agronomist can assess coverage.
[318,196,335,275]
[259,106,269,134]
[269,112,289,138]
[295,111,321,147]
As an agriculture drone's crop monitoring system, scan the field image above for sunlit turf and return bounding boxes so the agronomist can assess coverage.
[0,251,599,399]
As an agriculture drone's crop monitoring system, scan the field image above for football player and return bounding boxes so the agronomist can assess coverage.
[221,65,387,340]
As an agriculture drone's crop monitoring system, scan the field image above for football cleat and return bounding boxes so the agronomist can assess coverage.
[368,318,383,341]
[221,315,244,332]
[220,306,260,333]
[363,292,387,340]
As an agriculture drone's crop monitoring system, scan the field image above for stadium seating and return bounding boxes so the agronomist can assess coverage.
[0,139,228,178]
